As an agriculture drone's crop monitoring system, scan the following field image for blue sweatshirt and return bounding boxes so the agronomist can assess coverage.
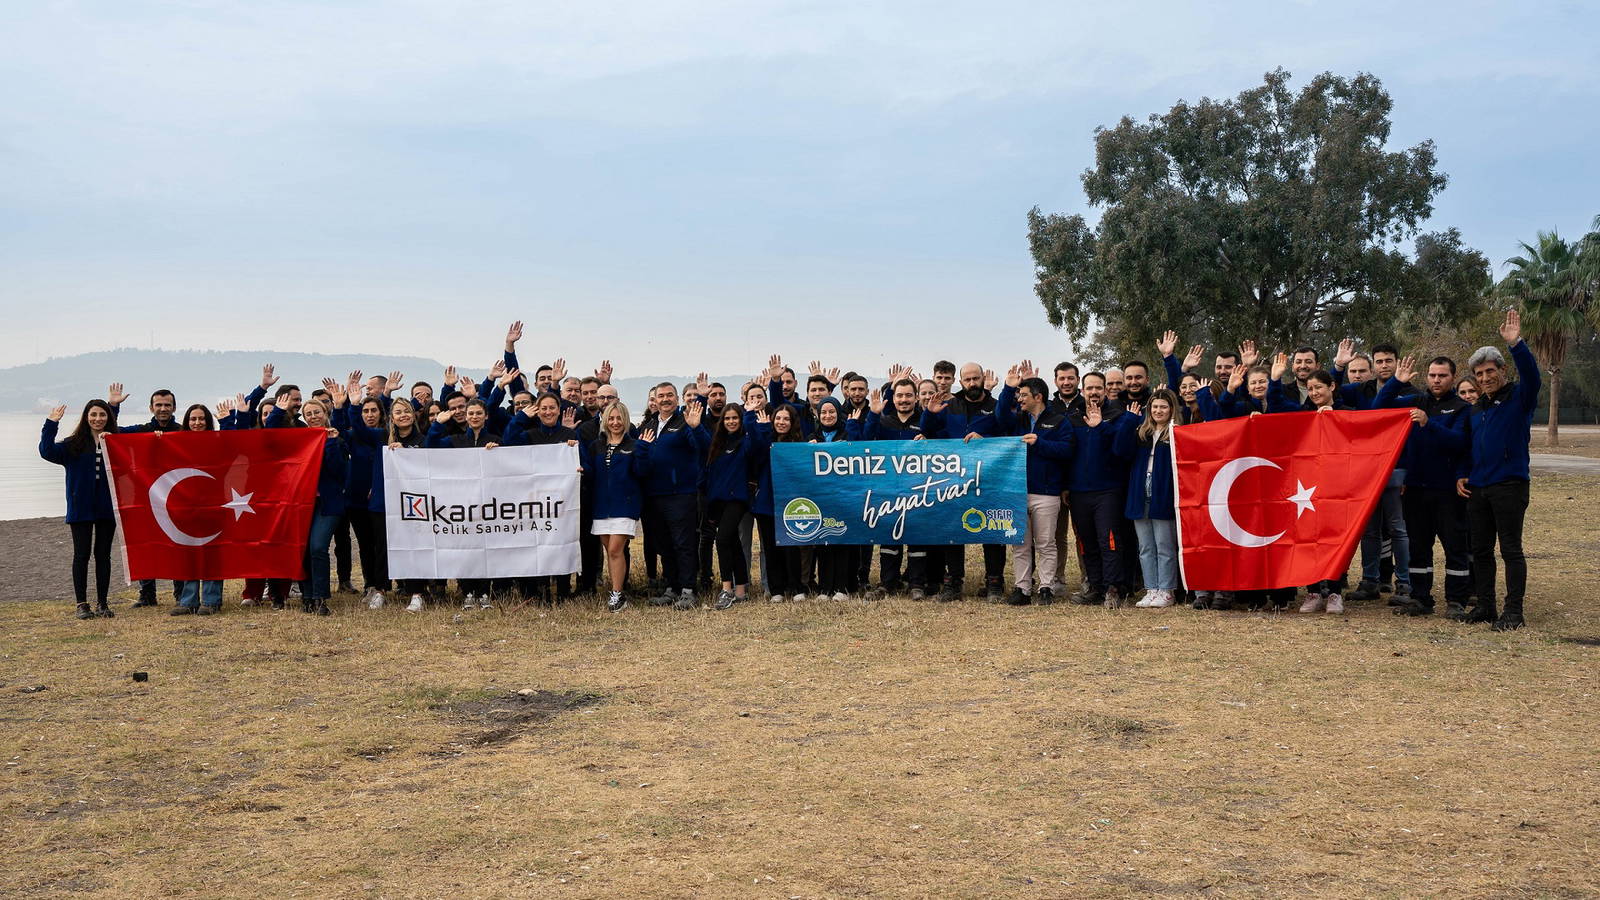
[1465,340,1540,487]
[703,431,756,503]
[39,419,115,523]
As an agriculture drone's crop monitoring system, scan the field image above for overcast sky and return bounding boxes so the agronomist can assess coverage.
[2,0,1595,378]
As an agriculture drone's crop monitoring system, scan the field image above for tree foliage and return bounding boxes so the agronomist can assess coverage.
[1495,219,1600,445]
[1029,68,1491,361]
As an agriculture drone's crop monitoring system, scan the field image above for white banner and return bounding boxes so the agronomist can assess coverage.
[382,444,581,578]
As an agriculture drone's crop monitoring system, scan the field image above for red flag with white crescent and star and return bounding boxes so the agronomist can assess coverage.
[103,429,326,580]
[1172,409,1412,591]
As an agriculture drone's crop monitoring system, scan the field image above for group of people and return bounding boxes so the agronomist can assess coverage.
[40,312,1541,631]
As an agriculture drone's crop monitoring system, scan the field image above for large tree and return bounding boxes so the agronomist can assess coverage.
[1029,69,1489,363]
[1496,222,1600,446]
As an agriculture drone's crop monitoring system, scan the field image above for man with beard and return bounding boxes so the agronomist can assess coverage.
[862,371,926,596]
[1289,347,1320,404]
[1048,361,1087,595]
[920,362,1003,601]
[1066,372,1129,607]
[1115,361,1152,409]
[1378,356,1474,619]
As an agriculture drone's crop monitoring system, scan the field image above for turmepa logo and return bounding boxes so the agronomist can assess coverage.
[782,497,846,543]
[401,492,429,521]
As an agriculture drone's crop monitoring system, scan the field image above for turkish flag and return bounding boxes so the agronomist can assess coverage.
[1172,410,1411,591]
[103,429,326,580]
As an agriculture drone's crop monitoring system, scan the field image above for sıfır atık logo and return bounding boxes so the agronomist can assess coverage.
[782,497,846,543]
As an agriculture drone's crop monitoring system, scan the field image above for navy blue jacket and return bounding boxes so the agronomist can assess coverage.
[1374,378,1468,489]
[1066,407,1127,494]
[995,385,1075,496]
[39,419,115,523]
[581,436,651,520]
[1111,414,1176,520]
[312,434,350,517]
[347,419,425,513]
[862,408,925,441]
[1464,340,1540,487]
[920,390,997,439]
[640,408,708,496]
[331,405,375,507]
[502,411,577,446]
[703,431,756,503]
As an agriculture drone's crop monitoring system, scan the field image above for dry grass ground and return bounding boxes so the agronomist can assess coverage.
[1537,427,1600,459]
[3,473,1598,899]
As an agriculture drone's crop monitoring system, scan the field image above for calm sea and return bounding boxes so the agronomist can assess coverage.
[3,412,69,520]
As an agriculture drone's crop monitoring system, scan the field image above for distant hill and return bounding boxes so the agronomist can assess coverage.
[0,348,755,415]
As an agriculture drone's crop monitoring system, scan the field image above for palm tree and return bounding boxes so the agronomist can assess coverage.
[1497,228,1597,446]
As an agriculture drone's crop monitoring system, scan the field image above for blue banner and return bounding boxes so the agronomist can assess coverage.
[770,439,1027,546]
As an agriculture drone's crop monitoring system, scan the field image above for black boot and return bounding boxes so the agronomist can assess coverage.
[301,598,316,614]
[75,602,93,620]
[94,601,114,618]
[1004,587,1030,606]
[1491,602,1524,632]
[985,576,1004,602]
[315,600,331,617]
[1453,603,1497,624]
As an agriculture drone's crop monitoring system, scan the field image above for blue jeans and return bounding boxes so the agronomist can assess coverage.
[304,513,341,601]
[1132,517,1178,590]
[176,580,222,609]
[1360,471,1410,585]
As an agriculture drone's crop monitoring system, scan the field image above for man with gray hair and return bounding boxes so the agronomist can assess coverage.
[1455,310,1540,631]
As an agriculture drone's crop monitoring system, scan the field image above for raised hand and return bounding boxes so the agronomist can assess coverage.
[443,365,459,387]
[926,396,948,414]
[505,320,523,349]
[638,428,656,444]
[498,367,521,388]
[435,410,453,424]
[1085,402,1102,428]
[48,404,66,421]
[684,401,703,429]
[1005,365,1021,388]
[825,367,841,384]
[1018,359,1036,380]
[594,360,613,383]
[214,399,231,418]
[808,360,823,377]
[235,392,247,411]
[562,407,577,429]
[549,358,567,383]
[1394,355,1417,384]
[1227,366,1244,393]
[767,354,784,381]
[1182,344,1204,372]
[1334,338,1355,369]
[329,381,348,406]
[1157,330,1178,357]
[868,390,884,414]
[1500,308,1522,346]
[887,363,907,383]
[321,376,339,395]
[274,392,294,412]
[261,364,279,390]
[1271,352,1288,381]
[489,359,507,380]
[982,369,998,391]
[106,382,128,406]
[755,408,771,424]
[386,371,404,394]
[458,377,477,399]
[1239,340,1259,368]
[346,370,363,398]
[695,372,710,397]
[1127,401,1142,417]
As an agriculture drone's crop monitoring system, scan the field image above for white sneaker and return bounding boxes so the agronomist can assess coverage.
[366,590,385,610]
[239,597,257,607]
[462,593,476,610]
[1149,590,1175,608]
[289,584,302,599]
[477,595,494,610]
[1299,592,1326,613]
[792,593,807,602]
[1324,593,1344,614]
[769,594,785,603]
[831,591,849,601]
[405,594,424,613]
[1135,591,1156,608]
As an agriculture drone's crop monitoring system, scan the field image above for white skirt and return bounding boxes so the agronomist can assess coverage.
[591,517,638,536]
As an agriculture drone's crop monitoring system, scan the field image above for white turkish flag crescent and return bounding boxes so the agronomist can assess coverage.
[1206,456,1285,548]
[148,468,222,547]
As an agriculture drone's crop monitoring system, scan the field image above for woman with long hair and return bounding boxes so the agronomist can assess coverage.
[809,398,855,601]
[582,401,652,612]
[703,403,756,610]
[751,403,805,602]
[170,403,226,616]
[340,385,429,612]
[39,399,119,619]
[1111,390,1181,608]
